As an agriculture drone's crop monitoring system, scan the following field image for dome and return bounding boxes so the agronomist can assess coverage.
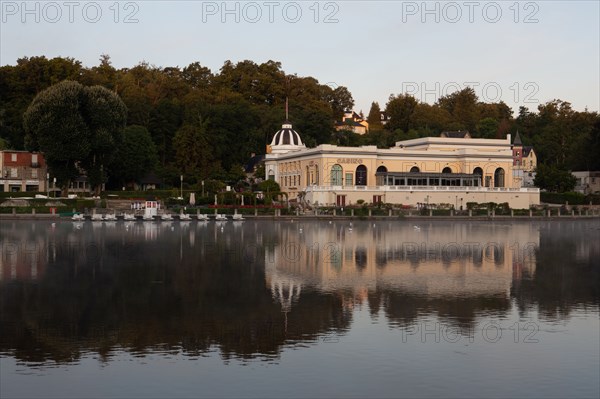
[270,121,303,147]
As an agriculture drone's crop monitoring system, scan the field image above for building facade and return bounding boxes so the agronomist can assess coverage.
[0,151,48,193]
[265,122,540,209]
[511,131,537,188]
[573,171,600,194]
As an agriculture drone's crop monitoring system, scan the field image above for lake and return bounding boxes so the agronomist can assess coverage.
[1,219,599,398]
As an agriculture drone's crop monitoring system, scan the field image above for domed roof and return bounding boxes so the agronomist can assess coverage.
[270,121,303,147]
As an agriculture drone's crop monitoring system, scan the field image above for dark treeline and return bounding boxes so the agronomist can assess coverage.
[1,55,599,191]
[0,55,354,188]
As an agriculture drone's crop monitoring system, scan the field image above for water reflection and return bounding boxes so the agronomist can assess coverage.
[0,220,598,366]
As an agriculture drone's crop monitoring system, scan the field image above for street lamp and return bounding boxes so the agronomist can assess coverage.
[180,175,183,199]
[201,180,205,197]
[53,177,56,198]
[46,173,49,198]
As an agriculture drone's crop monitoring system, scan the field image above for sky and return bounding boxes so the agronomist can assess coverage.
[1,0,599,115]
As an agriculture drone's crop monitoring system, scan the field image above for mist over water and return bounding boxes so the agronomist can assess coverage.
[1,219,598,398]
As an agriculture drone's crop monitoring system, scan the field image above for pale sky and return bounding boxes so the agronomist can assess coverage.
[1,0,599,115]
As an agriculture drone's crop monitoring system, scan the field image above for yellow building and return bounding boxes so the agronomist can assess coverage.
[265,121,540,209]
[334,110,369,135]
[511,131,537,188]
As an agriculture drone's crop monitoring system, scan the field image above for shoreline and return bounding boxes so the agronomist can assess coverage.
[2,214,599,222]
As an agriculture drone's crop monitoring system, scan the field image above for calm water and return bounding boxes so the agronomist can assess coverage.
[0,219,598,398]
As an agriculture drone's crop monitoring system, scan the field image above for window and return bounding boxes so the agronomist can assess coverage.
[31,169,38,178]
[32,154,38,163]
[11,153,17,162]
[442,167,452,174]
[376,166,387,186]
[494,168,505,188]
[473,167,483,186]
[10,168,17,178]
[410,166,420,173]
[331,165,342,186]
[355,165,367,186]
[345,173,352,186]
[306,166,310,186]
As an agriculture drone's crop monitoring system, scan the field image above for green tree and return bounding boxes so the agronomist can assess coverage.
[172,115,214,182]
[329,86,355,119]
[476,117,499,138]
[367,102,382,127]
[23,80,127,195]
[257,179,280,193]
[109,125,158,188]
[534,164,577,193]
[437,87,480,132]
[385,94,418,132]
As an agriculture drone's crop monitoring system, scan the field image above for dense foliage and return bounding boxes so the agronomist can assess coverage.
[1,55,353,189]
[22,80,127,194]
[2,56,599,193]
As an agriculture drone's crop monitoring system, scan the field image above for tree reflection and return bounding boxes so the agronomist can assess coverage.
[0,220,598,365]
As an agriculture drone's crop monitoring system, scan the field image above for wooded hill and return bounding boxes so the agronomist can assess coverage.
[1,55,598,190]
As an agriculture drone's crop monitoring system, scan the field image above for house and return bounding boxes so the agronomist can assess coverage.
[0,150,48,193]
[334,110,369,135]
[573,171,600,194]
[511,131,537,187]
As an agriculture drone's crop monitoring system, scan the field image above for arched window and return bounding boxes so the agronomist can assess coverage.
[410,166,420,173]
[331,164,342,186]
[442,167,452,173]
[473,167,483,186]
[494,168,505,187]
[376,166,387,186]
[268,171,275,181]
[355,165,367,186]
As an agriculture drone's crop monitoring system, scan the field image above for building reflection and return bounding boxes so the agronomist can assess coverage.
[0,220,597,365]
[265,221,538,304]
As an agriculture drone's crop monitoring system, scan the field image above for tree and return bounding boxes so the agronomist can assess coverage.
[23,80,127,195]
[80,85,129,192]
[534,164,577,193]
[367,102,382,127]
[109,125,158,188]
[172,115,214,182]
[437,87,479,132]
[257,179,280,193]
[476,117,499,138]
[329,86,355,119]
[386,94,418,132]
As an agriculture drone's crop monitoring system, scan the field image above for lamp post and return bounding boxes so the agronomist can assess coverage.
[201,180,205,197]
[46,173,49,198]
[53,177,56,198]
[180,175,183,199]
